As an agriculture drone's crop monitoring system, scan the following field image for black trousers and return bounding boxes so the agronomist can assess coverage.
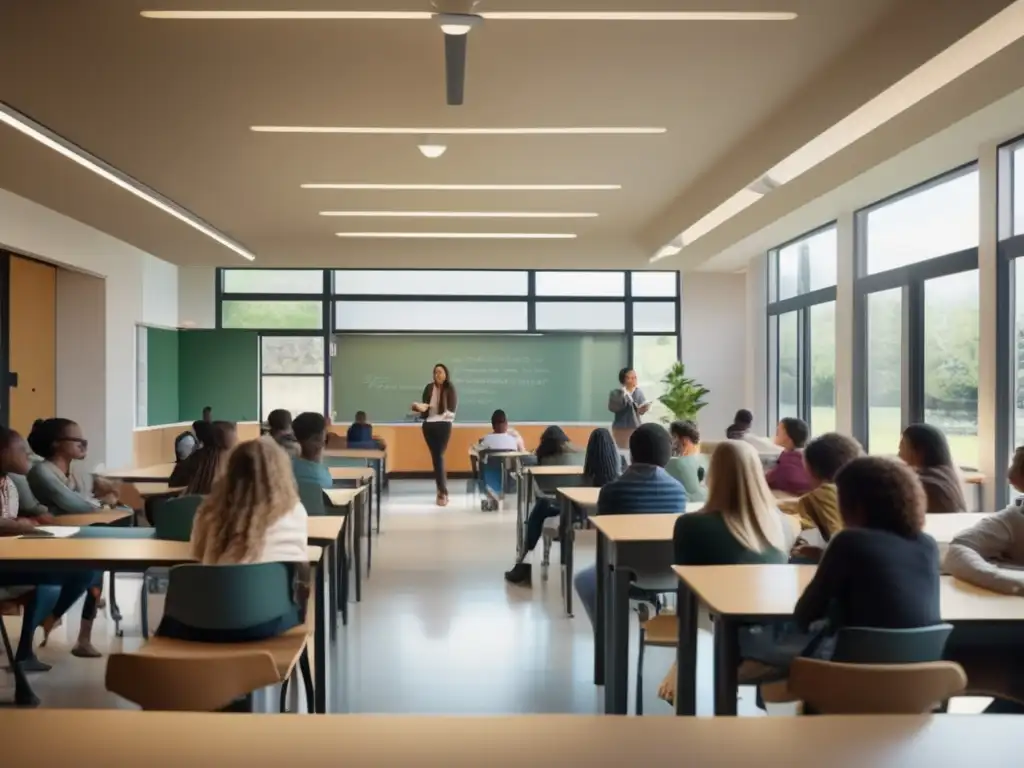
[422,421,452,495]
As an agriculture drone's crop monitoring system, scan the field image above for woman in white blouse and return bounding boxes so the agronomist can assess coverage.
[411,362,459,507]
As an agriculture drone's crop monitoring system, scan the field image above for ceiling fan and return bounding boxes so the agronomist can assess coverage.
[141,4,797,106]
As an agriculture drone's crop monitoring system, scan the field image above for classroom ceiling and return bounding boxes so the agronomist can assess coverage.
[0,0,1019,270]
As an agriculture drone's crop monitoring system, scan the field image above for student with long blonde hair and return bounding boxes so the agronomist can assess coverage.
[158,439,309,642]
[658,439,793,704]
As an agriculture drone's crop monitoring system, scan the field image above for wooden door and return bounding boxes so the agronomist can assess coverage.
[9,256,56,435]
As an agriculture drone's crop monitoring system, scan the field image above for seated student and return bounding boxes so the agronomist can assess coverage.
[504,427,621,585]
[27,418,109,514]
[573,424,687,625]
[944,446,1024,712]
[764,417,815,496]
[789,432,864,562]
[0,426,100,670]
[170,421,238,495]
[476,410,522,509]
[533,425,583,467]
[658,439,792,703]
[726,409,782,454]
[158,439,309,642]
[292,411,333,489]
[174,420,205,463]
[346,411,373,447]
[745,457,940,673]
[665,420,707,502]
[267,409,299,457]
[899,423,966,513]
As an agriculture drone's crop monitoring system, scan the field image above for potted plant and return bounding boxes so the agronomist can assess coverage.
[657,362,710,424]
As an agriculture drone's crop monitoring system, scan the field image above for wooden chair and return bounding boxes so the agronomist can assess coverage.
[637,611,679,715]
[787,657,967,714]
[0,588,36,706]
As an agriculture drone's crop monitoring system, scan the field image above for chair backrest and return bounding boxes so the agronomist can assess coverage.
[297,481,328,517]
[152,495,204,542]
[788,657,967,714]
[832,624,954,664]
[533,473,587,496]
[106,651,280,711]
[163,562,294,631]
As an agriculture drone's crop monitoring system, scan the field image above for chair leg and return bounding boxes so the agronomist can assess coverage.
[541,533,552,567]
[279,677,289,713]
[140,571,150,640]
[0,615,39,707]
[636,628,645,716]
[299,647,315,713]
[109,571,123,637]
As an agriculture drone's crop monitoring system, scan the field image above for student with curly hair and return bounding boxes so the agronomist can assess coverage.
[159,439,310,642]
[789,433,863,561]
[765,417,814,495]
[665,420,706,502]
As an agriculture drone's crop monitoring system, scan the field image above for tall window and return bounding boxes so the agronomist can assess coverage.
[855,165,980,466]
[767,225,837,434]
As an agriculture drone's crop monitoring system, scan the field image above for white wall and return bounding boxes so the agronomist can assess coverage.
[178,265,216,328]
[0,186,178,468]
[681,273,748,437]
[142,254,179,328]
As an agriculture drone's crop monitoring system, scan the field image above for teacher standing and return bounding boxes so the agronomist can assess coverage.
[608,366,650,450]
[411,363,458,507]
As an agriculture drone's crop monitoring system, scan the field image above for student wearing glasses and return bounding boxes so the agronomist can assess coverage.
[27,418,114,514]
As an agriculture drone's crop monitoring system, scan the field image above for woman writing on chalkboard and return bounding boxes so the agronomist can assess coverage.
[411,363,458,507]
[609,367,650,450]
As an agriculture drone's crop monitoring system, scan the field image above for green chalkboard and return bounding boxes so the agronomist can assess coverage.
[146,328,180,426]
[178,330,258,422]
[333,334,627,423]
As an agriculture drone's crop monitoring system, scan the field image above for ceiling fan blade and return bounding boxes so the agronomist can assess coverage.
[444,33,467,106]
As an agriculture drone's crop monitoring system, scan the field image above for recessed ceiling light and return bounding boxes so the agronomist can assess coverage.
[0,102,255,261]
[302,183,622,191]
[417,141,447,159]
[254,126,666,135]
[320,211,598,219]
[335,232,577,240]
[142,10,796,22]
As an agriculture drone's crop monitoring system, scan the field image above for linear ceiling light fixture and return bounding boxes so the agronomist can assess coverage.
[335,232,577,240]
[320,211,598,219]
[142,10,796,22]
[254,126,666,135]
[302,183,622,191]
[0,102,255,261]
[650,0,1024,262]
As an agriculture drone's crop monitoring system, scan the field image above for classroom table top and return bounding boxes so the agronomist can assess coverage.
[51,511,134,527]
[128,482,185,497]
[103,463,176,481]
[324,448,386,460]
[469,447,533,458]
[924,511,990,543]
[525,465,586,476]
[6,711,1024,766]
[306,516,345,545]
[556,486,601,507]
[0,537,323,568]
[324,487,366,508]
[586,507,707,542]
[329,466,374,482]
[674,565,1024,622]
[963,470,984,485]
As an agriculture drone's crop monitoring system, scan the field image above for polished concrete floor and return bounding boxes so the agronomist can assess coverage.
[0,480,988,714]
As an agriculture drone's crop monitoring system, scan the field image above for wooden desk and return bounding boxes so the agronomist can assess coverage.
[325,485,369,605]
[103,464,176,482]
[8,711,1024,766]
[329,466,374,482]
[672,564,1024,716]
[525,465,586,476]
[324,448,386,536]
[587,510,703,715]
[51,511,134,527]
[130,482,185,498]
[925,512,990,544]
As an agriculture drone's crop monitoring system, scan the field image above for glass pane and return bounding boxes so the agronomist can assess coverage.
[865,169,979,274]
[777,311,799,420]
[261,376,325,421]
[535,271,625,296]
[223,269,323,294]
[924,270,979,468]
[261,336,325,374]
[1016,145,1024,237]
[333,270,528,296]
[632,302,677,333]
[335,301,528,331]
[633,336,678,425]
[535,302,625,331]
[222,300,323,329]
[809,302,836,435]
[631,271,678,297]
[775,226,837,300]
[867,289,903,454]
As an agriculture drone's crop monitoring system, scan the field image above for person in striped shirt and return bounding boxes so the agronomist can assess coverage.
[572,423,686,626]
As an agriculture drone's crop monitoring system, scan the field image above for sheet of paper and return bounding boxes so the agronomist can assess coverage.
[25,526,81,538]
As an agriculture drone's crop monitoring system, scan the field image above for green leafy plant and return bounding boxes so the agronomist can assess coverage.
[657,362,710,424]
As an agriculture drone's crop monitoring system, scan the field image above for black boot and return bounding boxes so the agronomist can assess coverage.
[504,562,532,586]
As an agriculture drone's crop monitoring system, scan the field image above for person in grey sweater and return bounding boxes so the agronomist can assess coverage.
[608,367,650,450]
[945,503,1024,594]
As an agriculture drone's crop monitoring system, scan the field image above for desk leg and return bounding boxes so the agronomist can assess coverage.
[713,615,739,716]
[594,531,606,686]
[337,524,348,624]
[516,472,527,558]
[354,494,363,602]
[674,583,698,716]
[327,543,338,645]
[560,495,574,617]
[604,562,631,715]
[314,560,329,714]
[374,459,382,534]
[364,482,373,576]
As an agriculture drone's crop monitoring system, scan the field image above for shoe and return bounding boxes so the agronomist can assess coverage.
[504,562,532,586]
[70,642,102,659]
[17,656,52,673]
